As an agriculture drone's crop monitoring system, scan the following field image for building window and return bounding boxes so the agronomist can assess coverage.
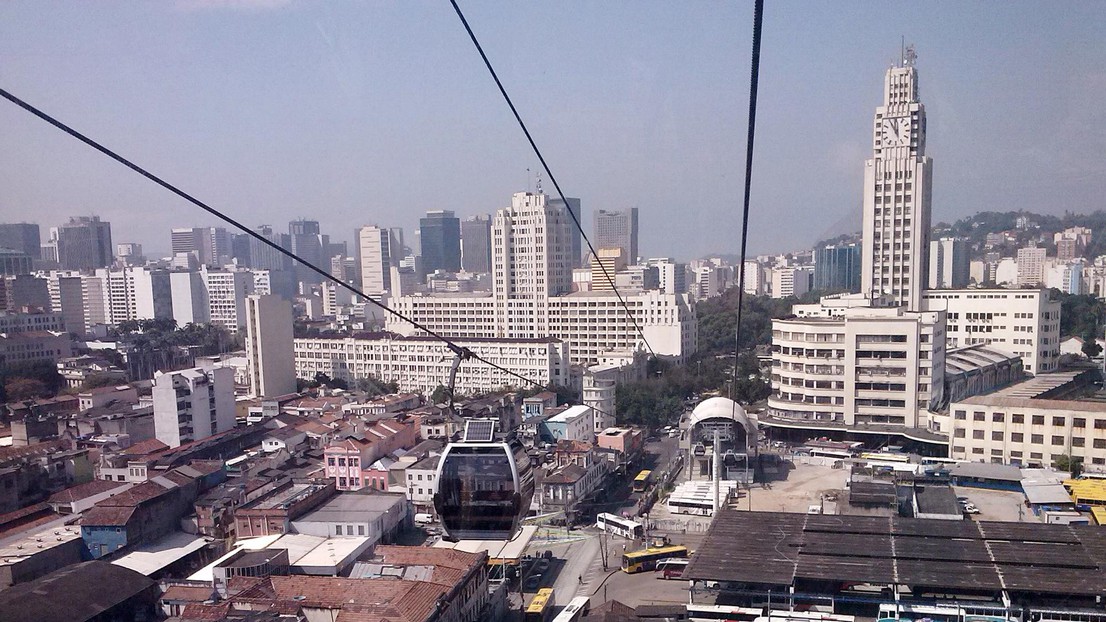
[1032,415,1045,426]
[1012,414,1024,424]
[1095,420,1106,430]
[328,458,335,466]
[1053,417,1066,427]
[1073,437,1085,448]
[340,477,347,487]
[1031,434,1044,444]
[1074,418,1086,428]
[973,412,985,422]
[1094,439,1106,449]
[1052,436,1065,446]
[358,525,366,535]
[973,430,985,440]
[954,410,966,420]
[336,525,343,535]
[992,432,1003,441]
[992,413,1005,423]
[1012,433,1024,443]
[954,429,965,438]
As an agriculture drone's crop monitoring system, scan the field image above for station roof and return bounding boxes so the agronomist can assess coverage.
[684,508,1106,597]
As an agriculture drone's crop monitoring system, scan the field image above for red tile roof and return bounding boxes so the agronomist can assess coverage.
[81,504,137,527]
[121,438,170,457]
[180,602,232,621]
[160,584,217,602]
[233,576,447,622]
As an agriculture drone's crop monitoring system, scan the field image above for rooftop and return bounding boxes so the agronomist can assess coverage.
[0,560,157,622]
[292,491,407,524]
[684,508,1106,597]
[47,478,130,504]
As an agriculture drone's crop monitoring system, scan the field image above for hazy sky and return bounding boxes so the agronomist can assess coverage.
[2,1,1104,260]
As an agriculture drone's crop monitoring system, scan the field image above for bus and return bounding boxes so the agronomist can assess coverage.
[877,603,1010,622]
[596,513,644,539]
[551,597,591,622]
[687,604,762,622]
[621,545,689,573]
[524,589,556,622]
[655,558,689,579]
[859,452,910,463]
[633,470,653,493]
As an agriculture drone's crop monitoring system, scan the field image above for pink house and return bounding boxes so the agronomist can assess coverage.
[323,418,417,491]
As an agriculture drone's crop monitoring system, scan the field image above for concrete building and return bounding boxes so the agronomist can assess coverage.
[152,366,236,448]
[288,219,330,287]
[295,333,570,395]
[357,225,400,295]
[548,196,583,268]
[771,266,813,299]
[928,237,970,289]
[420,210,461,274]
[860,60,932,310]
[0,330,73,370]
[171,227,231,267]
[0,249,33,277]
[201,268,254,333]
[291,491,409,541]
[544,405,594,442]
[593,208,639,264]
[920,288,1060,375]
[591,247,628,292]
[461,214,492,274]
[48,216,113,271]
[648,258,687,294]
[405,453,440,515]
[1017,246,1047,286]
[245,295,296,399]
[324,420,418,491]
[168,270,209,325]
[767,296,945,435]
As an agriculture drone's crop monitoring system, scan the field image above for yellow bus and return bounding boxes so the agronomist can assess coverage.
[621,545,689,573]
[632,470,653,493]
[525,588,556,622]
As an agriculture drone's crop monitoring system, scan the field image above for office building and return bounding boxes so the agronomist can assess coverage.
[767,296,945,434]
[0,249,33,277]
[461,215,492,273]
[814,243,862,293]
[860,59,933,310]
[0,223,41,260]
[593,208,639,264]
[288,219,330,286]
[169,271,209,326]
[1016,246,1047,286]
[115,243,144,267]
[547,197,583,268]
[245,295,296,399]
[928,237,970,289]
[591,248,627,291]
[202,268,254,333]
[170,227,231,268]
[294,333,570,395]
[741,260,764,295]
[771,266,813,299]
[243,225,291,272]
[49,216,113,271]
[152,366,236,448]
[648,258,687,295]
[921,288,1060,375]
[356,225,400,295]
[419,210,461,274]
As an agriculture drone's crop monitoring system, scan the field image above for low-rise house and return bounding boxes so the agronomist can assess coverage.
[233,480,335,538]
[47,478,132,514]
[290,490,409,541]
[405,454,441,516]
[77,384,138,410]
[324,418,418,491]
[523,391,558,419]
[261,427,307,454]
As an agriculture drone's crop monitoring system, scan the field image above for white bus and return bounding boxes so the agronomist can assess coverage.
[687,604,762,622]
[551,597,591,622]
[877,603,1010,622]
[655,558,689,579]
[596,513,644,539]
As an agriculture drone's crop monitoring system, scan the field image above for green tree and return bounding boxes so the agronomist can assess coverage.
[1082,328,1102,359]
[80,374,122,391]
[4,377,48,401]
[430,385,451,404]
[1053,454,1084,477]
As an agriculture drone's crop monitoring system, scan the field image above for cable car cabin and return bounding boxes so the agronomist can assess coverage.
[434,419,534,541]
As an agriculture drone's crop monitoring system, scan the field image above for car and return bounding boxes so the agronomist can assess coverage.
[963,504,981,515]
[534,558,551,573]
[524,573,543,590]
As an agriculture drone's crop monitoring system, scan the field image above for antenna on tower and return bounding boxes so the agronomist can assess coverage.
[535,170,543,194]
[904,44,917,67]
[900,36,905,66]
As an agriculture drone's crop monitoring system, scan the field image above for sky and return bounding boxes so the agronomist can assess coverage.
[1,1,1104,261]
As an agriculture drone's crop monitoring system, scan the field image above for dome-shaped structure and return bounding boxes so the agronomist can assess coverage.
[689,397,754,435]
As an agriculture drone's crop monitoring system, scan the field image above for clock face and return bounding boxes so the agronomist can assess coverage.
[881,119,898,145]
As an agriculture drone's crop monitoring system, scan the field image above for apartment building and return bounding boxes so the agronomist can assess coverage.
[152,366,236,448]
[920,288,1060,375]
[294,333,570,395]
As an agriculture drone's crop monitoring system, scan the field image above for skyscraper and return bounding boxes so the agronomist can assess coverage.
[593,208,639,265]
[357,225,401,295]
[860,55,932,310]
[548,197,582,268]
[814,243,862,292]
[419,210,461,273]
[288,219,329,286]
[0,223,41,259]
[171,227,230,267]
[461,215,492,274]
[49,216,113,271]
[928,238,970,289]
[245,294,296,399]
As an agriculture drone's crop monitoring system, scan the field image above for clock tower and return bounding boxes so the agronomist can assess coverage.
[861,50,933,311]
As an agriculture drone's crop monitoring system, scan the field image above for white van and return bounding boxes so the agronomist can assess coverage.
[414,513,434,525]
[807,505,822,515]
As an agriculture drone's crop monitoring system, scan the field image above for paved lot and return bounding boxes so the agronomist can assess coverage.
[952,485,1030,522]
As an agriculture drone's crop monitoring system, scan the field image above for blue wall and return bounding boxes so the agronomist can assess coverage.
[81,525,129,559]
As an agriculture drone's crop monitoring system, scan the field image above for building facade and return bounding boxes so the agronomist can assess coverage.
[920,288,1060,375]
[460,215,492,274]
[593,208,639,264]
[860,60,933,310]
[814,243,861,293]
[152,366,236,448]
[928,237,970,289]
[245,294,296,399]
[48,216,113,271]
[419,210,461,274]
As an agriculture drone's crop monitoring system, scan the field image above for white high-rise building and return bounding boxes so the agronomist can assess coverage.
[202,268,254,333]
[245,295,296,399]
[771,267,813,299]
[357,225,400,296]
[921,289,1061,375]
[169,271,209,326]
[493,192,575,338]
[861,58,933,310]
[152,365,235,448]
[1016,246,1047,286]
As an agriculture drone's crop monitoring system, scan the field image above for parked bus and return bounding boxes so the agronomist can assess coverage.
[877,603,1010,622]
[859,452,910,463]
[551,597,591,622]
[655,558,689,579]
[805,448,854,460]
[596,513,644,539]
[633,470,653,493]
[621,545,689,573]
[525,589,556,622]
[686,604,762,622]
